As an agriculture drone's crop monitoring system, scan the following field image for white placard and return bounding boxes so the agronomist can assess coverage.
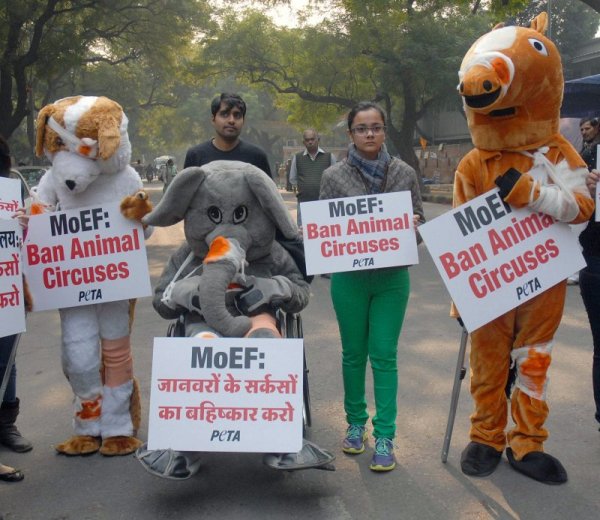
[0,177,21,220]
[419,188,585,332]
[0,219,25,336]
[148,337,304,453]
[301,192,419,275]
[23,202,151,311]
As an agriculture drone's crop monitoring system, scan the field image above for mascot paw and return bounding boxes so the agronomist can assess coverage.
[99,436,143,457]
[460,441,503,477]
[55,435,101,456]
[120,191,153,222]
[506,448,567,484]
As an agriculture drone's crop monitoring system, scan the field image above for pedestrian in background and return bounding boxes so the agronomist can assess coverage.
[289,129,336,226]
[162,158,177,194]
[577,116,600,431]
[319,102,425,472]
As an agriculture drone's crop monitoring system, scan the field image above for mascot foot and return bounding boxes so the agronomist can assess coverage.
[460,441,503,477]
[263,439,336,471]
[55,435,101,456]
[100,436,143,456]
[135,444,202,480]
[506,448,567,485]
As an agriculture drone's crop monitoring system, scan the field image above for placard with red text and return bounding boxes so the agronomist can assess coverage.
[419,189,585,332]
[0,177,21,220]
[0,219,25,336]
[23,202,151,311]
[148,337,303,453]
[301,192,419,275]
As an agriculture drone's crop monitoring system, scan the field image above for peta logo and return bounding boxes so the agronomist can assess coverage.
[210,430,241,442]
[516,277,541,300]
[79,289,103,302]
[352,258,374,268]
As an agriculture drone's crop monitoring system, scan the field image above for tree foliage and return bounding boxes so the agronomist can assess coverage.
[0,0,211,143]
[199,2,528,172]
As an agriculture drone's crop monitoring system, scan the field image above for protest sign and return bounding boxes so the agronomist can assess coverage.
[148,337,304,453]
[301,192,419,275]
[0,177,21,220]
[0,219,25,336]
[419,189,585,332]
[23,202,151,311]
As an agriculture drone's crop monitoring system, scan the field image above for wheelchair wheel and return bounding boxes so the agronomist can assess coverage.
[167,316,186,337]
[285,313,312,431]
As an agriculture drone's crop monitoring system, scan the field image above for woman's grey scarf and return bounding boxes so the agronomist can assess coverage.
[347,143,391,194]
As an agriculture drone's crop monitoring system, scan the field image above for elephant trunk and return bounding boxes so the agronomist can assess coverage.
[198,237,251,337]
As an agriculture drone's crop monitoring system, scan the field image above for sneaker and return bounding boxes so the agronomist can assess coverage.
[342,424,367,454]
[370,438,396,472]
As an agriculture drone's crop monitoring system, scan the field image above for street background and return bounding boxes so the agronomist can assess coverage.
[1,185,599,520]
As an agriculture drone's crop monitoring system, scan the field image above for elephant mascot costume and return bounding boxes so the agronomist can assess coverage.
[135,160,335,479]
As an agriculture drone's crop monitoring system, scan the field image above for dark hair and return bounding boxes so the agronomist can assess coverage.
[580,117,599,128]
[0,134,11,177]
[211,93,247,117]
[347,101,386,130]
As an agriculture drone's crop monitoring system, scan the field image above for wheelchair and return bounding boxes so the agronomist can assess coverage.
[166,309,312,433]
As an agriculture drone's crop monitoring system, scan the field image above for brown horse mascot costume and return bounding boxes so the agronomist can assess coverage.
[453,12,594,484]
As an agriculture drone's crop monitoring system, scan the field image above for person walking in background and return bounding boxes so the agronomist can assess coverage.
[577,116,600,431]
[289,129,336,226]
[0,134,30,483]
[319,102,425,472]
[162,158,177,194]
[278,162,287,189]
[183,93,272,178]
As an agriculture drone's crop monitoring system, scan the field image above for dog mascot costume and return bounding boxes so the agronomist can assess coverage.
[453,12,594,484]
[35,95,153,456]
[135,161,335,479]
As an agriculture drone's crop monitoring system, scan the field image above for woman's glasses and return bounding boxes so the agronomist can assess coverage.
[350,125,386,135]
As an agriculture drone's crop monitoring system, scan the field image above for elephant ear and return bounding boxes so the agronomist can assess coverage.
[142,166,206,226]
[242,164,298,239]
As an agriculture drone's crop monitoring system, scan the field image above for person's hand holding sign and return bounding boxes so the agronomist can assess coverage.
[586,169,599,197]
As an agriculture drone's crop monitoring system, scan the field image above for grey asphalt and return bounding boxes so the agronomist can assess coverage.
[1,185,599,519]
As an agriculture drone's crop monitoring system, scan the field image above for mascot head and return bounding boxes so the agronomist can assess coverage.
[35,96,132,193]
[458,12,562,150]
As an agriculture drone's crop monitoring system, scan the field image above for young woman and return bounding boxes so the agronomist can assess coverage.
[319,102,425,472]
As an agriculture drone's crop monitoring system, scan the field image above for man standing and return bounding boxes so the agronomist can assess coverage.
[162,158,177,194]
[289,129,336,225]
[183,93,272,178]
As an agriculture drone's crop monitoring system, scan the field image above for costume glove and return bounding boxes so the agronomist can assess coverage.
[162,275,202,313]
[235,275,293,315]
[495,168,522,200]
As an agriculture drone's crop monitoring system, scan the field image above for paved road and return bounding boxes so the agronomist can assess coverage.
[2,184,599,519]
